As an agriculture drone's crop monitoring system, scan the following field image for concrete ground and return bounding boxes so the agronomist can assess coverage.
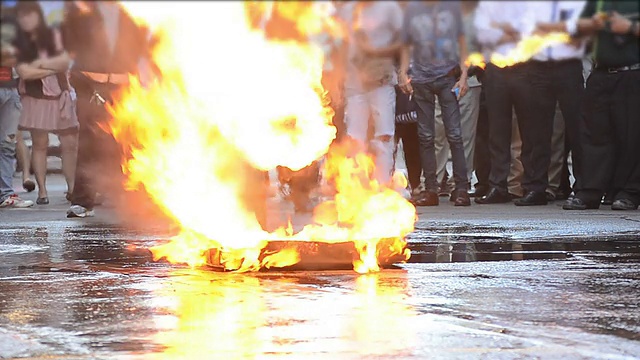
[3,174,639,236]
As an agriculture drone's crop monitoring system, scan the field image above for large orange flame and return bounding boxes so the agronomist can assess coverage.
[107,2,414,273]
[466,32,570,69]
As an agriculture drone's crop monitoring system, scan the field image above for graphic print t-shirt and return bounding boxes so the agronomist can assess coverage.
[401,1,463,84]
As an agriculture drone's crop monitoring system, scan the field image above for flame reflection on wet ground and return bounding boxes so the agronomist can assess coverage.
[147,270,417,359]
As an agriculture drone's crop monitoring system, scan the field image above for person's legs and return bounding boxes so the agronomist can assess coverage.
[345,93,371,144]
[368,85,396,185]
[565,70,614,209]
[435,76,468,192]
[472,87,490,196]
[69,92,102,211]
[434,98,449,186]
[0,138,16,203]
[15,131,34,190]
[610,70,640,209]
[516,63,553,196]
[547,104,565,199]
[508,113,524,197]
[412,83,438,194]
[0,88,32,208]
[399,123,422,191]
[0,88,20,202]
[458,86,481,185]
[556,60,586,194]
[59,131,79,195]
[30,130,49,200]
[481,65,513,194]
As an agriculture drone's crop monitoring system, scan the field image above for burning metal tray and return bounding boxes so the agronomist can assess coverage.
[203,238,408,272]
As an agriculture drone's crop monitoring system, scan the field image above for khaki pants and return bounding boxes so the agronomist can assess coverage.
[546,104,565,197]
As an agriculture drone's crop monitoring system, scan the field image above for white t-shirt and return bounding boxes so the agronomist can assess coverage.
[339,1,403,95]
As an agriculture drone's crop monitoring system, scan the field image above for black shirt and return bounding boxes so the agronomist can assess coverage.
[581,0,640,68]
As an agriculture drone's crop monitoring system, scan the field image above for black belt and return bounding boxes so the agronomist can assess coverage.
[596,63,640,73]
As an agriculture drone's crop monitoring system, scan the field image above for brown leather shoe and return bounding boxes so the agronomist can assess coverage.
[412,191,439,206]
[452,190,471,206]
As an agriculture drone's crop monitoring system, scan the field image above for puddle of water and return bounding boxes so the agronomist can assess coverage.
[407,240,640,263]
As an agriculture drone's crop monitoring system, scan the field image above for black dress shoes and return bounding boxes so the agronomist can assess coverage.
[469,186,489,198]
[514,191,548,206]
[562,197,600,210]
[475,188,511,204]
[601,192,616,205]
[611,199,639,210]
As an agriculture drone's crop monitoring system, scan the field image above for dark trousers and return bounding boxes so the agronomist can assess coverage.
[577,68,640,204]
[69,77,123,210]
[413,76,469,192]
[473,86,490,190]
[394,122,421,190]
[277,161,319,210]
[529,59,585,192]
[484,63,543,192]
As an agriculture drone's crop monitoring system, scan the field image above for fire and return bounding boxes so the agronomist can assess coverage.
[464,52,486,70]
[108,2,414,273]
[466,32,570,69]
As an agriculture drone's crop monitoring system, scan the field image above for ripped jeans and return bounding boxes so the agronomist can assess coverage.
[345,85,396,185]
[0,87,21,202]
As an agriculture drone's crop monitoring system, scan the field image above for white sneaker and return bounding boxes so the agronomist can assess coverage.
[66,205,95,218]
[0,195,34,208]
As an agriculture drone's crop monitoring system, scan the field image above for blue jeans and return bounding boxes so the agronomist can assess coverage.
[413,76,469,192]
[0,87,21,202]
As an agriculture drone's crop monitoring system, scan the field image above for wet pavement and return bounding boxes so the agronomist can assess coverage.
[1,176,640,359]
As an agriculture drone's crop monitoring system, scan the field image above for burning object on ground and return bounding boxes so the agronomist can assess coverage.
[204,237,410,272]
[108,2,415,274]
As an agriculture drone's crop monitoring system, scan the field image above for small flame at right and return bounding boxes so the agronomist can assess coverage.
[465,32,571,70]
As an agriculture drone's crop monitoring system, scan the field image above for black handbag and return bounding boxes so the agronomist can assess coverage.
[394,86,418,124]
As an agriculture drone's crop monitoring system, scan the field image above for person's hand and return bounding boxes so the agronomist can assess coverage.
[398,73,413,95]
[534,22,555,36]
[453,76,468,100]
[492,21,519,36]
[592,12,607,31]
[608,11,633,34]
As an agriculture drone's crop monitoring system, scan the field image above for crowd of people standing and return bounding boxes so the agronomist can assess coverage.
[333,0,639,211]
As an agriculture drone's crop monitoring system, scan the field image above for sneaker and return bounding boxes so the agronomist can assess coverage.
[66,205,95,218]
[0,195,34,208]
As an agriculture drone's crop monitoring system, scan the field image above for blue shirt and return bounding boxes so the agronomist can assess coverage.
[401,1,464,84]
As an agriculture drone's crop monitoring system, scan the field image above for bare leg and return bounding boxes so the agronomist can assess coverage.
[30,130,49,199]
[15,131,34,185]
[58,132,78,194]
